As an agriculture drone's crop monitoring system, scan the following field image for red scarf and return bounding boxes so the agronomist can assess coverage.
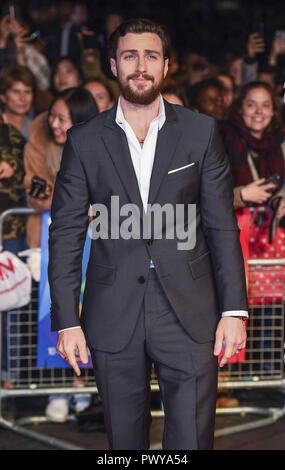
[220,113,285,187]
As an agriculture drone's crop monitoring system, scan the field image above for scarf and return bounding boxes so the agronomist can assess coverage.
[220,113,285,188]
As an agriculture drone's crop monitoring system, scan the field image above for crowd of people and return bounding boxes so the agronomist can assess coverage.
[1,0,285,421]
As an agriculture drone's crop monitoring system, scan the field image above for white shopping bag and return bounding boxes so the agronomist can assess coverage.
[0,250,32,311]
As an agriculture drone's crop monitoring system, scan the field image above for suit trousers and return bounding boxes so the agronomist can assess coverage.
[89,268,218,450]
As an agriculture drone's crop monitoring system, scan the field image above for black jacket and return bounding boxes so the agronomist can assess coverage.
[48,100,248,352]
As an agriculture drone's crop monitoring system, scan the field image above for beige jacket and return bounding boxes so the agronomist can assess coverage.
[24,111,63,247]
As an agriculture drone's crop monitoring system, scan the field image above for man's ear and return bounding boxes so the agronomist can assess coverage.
[163,58,169,78]
[110,58,118,78]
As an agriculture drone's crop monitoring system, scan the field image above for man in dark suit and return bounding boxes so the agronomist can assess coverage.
[48,18,248,450]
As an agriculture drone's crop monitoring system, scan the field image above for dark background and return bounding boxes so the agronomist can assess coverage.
[26,0,285,59]
[3,0,285,64]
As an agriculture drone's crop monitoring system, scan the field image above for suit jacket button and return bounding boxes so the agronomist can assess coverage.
[138,276,145,284]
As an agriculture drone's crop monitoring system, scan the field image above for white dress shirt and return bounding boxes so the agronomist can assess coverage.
[59,95,248,331]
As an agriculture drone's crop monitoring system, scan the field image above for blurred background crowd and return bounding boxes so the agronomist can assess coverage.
[2,0,285,421]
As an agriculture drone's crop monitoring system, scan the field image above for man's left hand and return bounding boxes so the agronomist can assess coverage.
[214,317,247,367]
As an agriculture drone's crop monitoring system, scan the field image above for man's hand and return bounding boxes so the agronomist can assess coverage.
[214,317,247,367]
[247,32,265,58]
[57,328,89,376]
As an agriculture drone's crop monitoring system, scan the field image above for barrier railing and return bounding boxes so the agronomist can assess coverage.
[0,208,97,450]
[1,208,285,449]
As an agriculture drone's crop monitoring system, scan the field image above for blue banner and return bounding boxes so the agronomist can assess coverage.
[37,211,93,368]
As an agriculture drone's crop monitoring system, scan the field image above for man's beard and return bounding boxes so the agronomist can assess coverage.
[117,73,164,105]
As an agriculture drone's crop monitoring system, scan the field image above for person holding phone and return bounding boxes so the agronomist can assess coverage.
[79,29,120,101]
[0,13,51,93]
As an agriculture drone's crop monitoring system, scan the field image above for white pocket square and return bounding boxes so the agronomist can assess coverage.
[168,162,196,174]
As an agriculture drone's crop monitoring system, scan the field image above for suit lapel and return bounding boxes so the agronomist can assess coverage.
[147,100,181,207]
[101,99,181,220]
[147,124,181,208]
[102,105,145,216]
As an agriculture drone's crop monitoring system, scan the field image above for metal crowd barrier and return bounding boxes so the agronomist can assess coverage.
[1,208,285,449]
[213,259,285,440]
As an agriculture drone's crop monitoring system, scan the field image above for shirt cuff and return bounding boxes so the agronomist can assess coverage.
[58,326,81,332]
[222,310,248,318]
[59,312,249,331]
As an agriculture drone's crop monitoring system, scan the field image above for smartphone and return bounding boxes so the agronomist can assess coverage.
[29,29,40,42]
[258,22,264,39]
[29,176,47,198]
[9,4,15,19]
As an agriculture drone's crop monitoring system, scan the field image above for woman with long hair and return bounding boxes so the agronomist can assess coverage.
[24,87,98,248]
[218,81,285,407]
[221,81,285,213]
[83,77,115,113]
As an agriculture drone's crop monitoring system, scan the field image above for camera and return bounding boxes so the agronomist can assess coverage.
[29,176,47,198]
[260,173,280,193]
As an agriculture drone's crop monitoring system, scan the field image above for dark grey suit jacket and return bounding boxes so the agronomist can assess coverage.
[48,100,248,352]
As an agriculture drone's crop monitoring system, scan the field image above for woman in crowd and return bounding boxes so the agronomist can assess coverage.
[218,82,285,405]
[0,65,36,388]
[186,77,226,121]
[221,81,285,214]
[0,65,35,246]
[0,64,36,140]
[51,56,84,94]
[83,77,115,112]
[24,87,98,248]
[162,84,189,107]
[0,106,29,389]
[23,86,98,422]
[217,72,236,115]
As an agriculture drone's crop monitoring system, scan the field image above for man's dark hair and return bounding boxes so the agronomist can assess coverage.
[108,18,171,61]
